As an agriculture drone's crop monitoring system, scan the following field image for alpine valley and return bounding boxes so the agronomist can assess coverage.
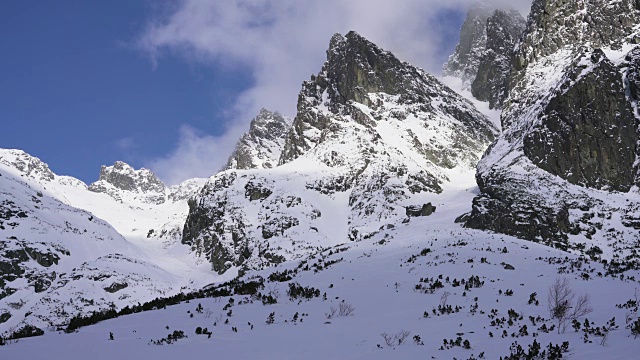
[2,1,640,359]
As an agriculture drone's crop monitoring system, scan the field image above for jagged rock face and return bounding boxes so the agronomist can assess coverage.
[443,4,492,83]
[225,109,291,170]
[0,150,55,181]
[515,0,640,70]
[88,161,167,204]
[184,31,497,274]
[281,31,496,166]
[471,9,526,109]
[523,50,637,192]
[462,0,640,253]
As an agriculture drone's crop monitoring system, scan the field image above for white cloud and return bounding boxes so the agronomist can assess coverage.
[146,124,244,185]
[138,0,533,184]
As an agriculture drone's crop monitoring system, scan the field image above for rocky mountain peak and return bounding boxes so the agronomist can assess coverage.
[470,9,526,109]
[280,30,496,165]
[323,31,414,107]
[515,0,640,70]
[0,149,56,181]
[88,161,167,204]
[224,108,291,170]
[442,3,493,83]
[186,31,497,274]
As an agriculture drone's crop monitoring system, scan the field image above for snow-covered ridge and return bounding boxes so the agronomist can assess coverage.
[183,31,498,275]
[224,108,292,171]
[0,149,215,334]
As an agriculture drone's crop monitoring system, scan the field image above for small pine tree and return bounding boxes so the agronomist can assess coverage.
[266,312,275,325]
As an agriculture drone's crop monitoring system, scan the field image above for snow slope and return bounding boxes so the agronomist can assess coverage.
[3,177,640,359]
[0,149,220,333]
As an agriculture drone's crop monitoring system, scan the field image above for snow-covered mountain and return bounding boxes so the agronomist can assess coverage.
[224,109,292,171]
[3,1,640,358]
[0,149,216,333]
[460,0,640,267]
[182,31,497,274]
[444,3,526,110]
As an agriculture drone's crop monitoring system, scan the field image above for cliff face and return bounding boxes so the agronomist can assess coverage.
[444,5,526,110]
[470,9,526,109]
[224,109,291,171]
[461,0,640,255]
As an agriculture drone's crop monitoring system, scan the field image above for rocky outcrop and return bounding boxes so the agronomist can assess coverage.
[523,50,637,192]
[443,4,493,83]
[462,0,640,253]
[225,109,292,170]
[515,0,640,70]
[0,150,55,181]
[406,203,436,217]
[89,161,167,204]
[471,9,526,109]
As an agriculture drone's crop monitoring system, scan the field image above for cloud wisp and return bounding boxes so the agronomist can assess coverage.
[138,0,533,185]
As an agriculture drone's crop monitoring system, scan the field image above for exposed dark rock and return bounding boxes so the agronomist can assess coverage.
[463,0,640,247]
[471,9,526,109]
[523,50,637,192]
[443,4,493,82]
[0,312,10,324]
[261,216,300,239]
[406,203,436,217]
[515,0,640,70]
[104,282,128,293]
[225,109,291,170]
[244,180,273,201]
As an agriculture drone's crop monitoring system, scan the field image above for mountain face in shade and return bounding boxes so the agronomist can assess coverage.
[460,0,640,256]
[182,31,497,274]
[470,9,526,109]
[444,4,526,110]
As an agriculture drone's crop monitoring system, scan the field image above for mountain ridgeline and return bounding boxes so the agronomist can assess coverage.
[182,31,497,274]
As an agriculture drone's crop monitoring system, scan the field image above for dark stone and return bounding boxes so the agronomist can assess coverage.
[406,203,436,217]
[225,109,291,170]
[261,216,300,239]
[244,181,273,201]
[523,50,637,192]
[0,312,11,324]
[471,9,526,109]
[104,282,128,293]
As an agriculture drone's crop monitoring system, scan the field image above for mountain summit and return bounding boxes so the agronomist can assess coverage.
[182,31,497,274]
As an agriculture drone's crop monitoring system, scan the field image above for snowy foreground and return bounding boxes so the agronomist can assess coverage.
[3,178,640,360]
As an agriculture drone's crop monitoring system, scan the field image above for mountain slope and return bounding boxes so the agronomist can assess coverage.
[0,150,216,333]
[182,31,498,275]
[461,0,640,267]
[4,186,640,359]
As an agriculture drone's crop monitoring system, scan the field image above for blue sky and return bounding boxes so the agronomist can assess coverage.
[0,1,531,185]
[0,1,250,184]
